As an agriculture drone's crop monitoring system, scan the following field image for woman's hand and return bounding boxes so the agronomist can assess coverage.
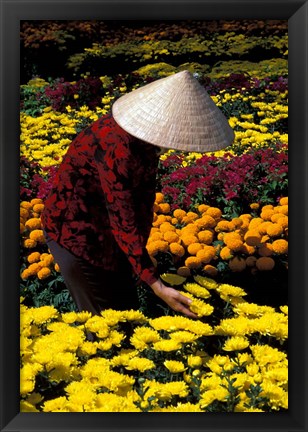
[150,279,198,319]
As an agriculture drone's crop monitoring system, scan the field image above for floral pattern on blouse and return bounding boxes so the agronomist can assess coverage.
[41,113,160,286]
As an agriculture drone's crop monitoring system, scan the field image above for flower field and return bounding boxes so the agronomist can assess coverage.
[20,20,288,412]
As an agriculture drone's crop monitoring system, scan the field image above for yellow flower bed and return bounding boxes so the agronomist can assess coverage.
[20,274,288,412]
[20,105,108,167]
[20,70,288,168]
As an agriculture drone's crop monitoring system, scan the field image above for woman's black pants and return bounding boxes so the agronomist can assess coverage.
[45,234,140,315]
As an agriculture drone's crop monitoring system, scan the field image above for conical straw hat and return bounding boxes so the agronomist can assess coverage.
[112,70,234,152]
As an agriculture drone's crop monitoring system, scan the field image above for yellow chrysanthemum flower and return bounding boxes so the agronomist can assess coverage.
[222,336,250,351]
[169,331,199,344]
[152,339,182,352]
[160,273,187,286]
[182,282,210,299]
[125,357,155,372]
[164,360,186,373]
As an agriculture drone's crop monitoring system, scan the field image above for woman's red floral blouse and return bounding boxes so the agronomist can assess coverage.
[41,113,160,286]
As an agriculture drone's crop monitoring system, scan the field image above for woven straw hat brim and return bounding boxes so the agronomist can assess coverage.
[112,70,234,152]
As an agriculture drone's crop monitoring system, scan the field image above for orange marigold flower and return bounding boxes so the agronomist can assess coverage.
[177,266,191,277]
[27,252,41,263]
[205,207,222,220]
[32,204,45,213]
[231,218,243,229]
[27,262,42,275]
[171,217,178,225]
[185,256,202,269]
[181,234,199,247]
[152,214,167,227]
[249,218,263,230]
[150,226,160,235]
[20,208,29,219]
[239,214,253,221]
[182,212,199,223]
[147,240,169,255]
[173,209,186,220]
[21,269,31,280]
[272,239,288,254]
[260,209,275,221]
[276,205,288,215]
[30,198,43,206]
[261,204,274,211]
[20,201,32,210]
[169,243,185,257]
[223,232,243,252]
[229,256,246,272]
[215,220,230,232]
[23,239,37,248]
[246,256,257,267]
[244,230,262,246]
[203,264,218,277]
[37,267,52,280]
[271,213,284,223]
[198,204,210,213]
[195,215,216,229]
[155,192,165,204]
[257,221,273,235]
[54,263,61,272]
[158,203,171,214]
[160,222,176,233]
[187,243,203,256]
[256,257,275,271]
[240,242,256,255]
[20,223,25,234]
[197,230,214,244]
[197,247,216,263]
[40,253,50,260]
[149,232,163,243]
[220,246,233,260]
[41,255,54,266]
[258,243,273,257]
[250,203,260,210]
[279,197,288,206]
[29,229,45,243]
[261,235,270,243]
[181,224,199,235]
[153,203,160,213]
[266,223,283,237]
[275,215,288,230]
[163,231,180,243]
[25,218,42,230]
[217,232,224,241]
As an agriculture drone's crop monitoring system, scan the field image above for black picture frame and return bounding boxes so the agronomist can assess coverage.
[1,0,307,431]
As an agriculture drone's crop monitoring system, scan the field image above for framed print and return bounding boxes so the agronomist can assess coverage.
[1,0,307,431]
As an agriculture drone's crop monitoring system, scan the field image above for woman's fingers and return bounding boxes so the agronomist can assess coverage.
[168,291,198,319]
[151,282,199,319]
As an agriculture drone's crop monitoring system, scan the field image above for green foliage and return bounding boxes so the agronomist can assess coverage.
[20,270,76,313]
